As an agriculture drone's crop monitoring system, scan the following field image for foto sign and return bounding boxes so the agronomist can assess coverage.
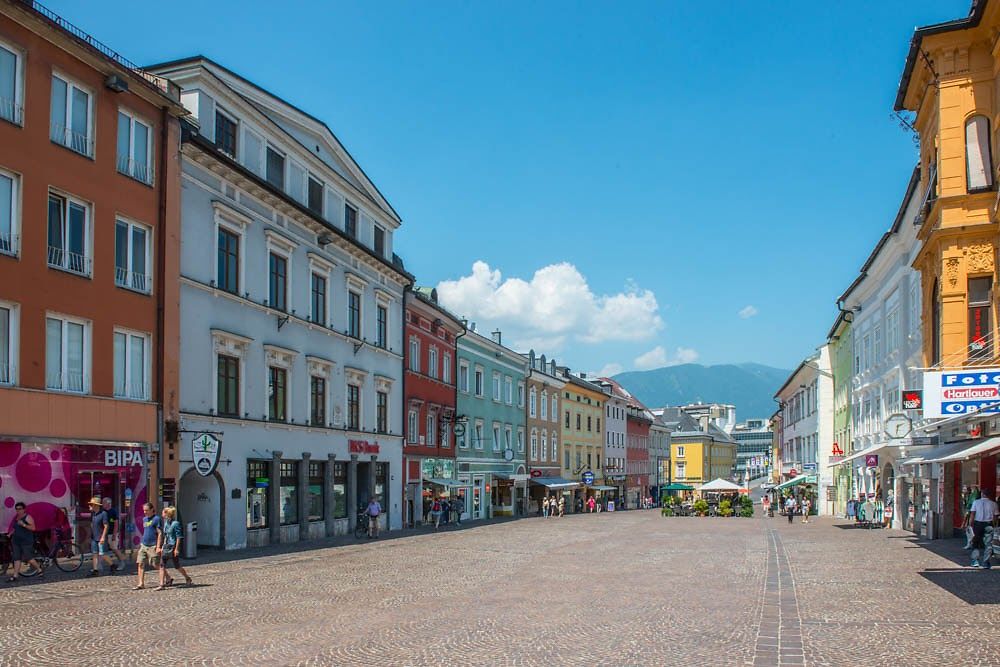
[192,433,221,477]
[923,370,1000,418]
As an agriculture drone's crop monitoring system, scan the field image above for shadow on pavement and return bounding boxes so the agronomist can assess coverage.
[919,569,999,605]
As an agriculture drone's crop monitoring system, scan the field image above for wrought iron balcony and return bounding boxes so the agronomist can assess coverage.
[115,266,150,293]
[0,231,17,257]
[116,154,154,185]
[50,123,94,157]
[48,246,91,276]
[0,96,22,126]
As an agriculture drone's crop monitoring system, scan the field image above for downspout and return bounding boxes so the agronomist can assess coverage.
[155,105,170,504]
[453,317,468,517]
[400,280,414,527]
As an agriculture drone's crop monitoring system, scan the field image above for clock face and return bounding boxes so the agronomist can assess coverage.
[883,413,912,439]
[503,449,514,462]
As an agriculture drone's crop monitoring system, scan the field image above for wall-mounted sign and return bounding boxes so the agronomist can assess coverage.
[902,390,923,410]
[192,433,221,477]
[864,454,879,468]
[104,449,144,467]
[923,370,1000,418]
[582,470,595,485]
[349,439,380,454]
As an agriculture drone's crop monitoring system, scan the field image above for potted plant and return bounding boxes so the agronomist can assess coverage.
[719,498,733,517]
[693,499,709,517]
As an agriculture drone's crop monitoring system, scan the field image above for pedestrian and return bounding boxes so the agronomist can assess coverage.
[541,495,549,518]
[366,496,382,539]
[969,489,998,569]
[801,497,811,524]
[46,507,72,560]
[785,496,797,524]
[431,497,442,530]
[762,495,771,518]
[6,502,41,582]
[87,497,119,577]
[440,497,450,526]
[133,502,162,590]
[157,506,192,590]
[102,497,127,568]
[558,496,565,517]
[587,496,596,513]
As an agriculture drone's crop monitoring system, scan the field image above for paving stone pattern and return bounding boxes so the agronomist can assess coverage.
[0,514,997,666]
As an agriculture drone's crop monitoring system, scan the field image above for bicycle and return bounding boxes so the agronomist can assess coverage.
[1,533,84,578]
[354,512,382,539]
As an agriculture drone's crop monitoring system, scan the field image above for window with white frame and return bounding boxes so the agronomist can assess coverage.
[214,107,238,158]
[441,421,450,448]
[426,412,436,446]
[45,314,89,393]
[212,329,249,418]
[348,291,361,338]
[266,232,295,314]
[47,191,91,276]
[492,424,501,452]
[214,203,249,295]
[428,347,438,380]
[408,409,419,444]
[966,115,994,191]
[551,433,557,461]
[530,429,538,459]
[551,395,558,422]
[409,338,420,372]
[529,386,537,417]
[307,175,324,217]
[376,304,388,349]
[676,445,685,458]
[517,381,524,408]
[0,301,16,385]
[540,431,547,461]
[0,39,24,125]
[442,354,451,384]
[540,390,548,419]
[505,376,513,404]
[886,307,899,354]
[265,346,296,423]
[459,360,469,393]
[115,218,151,293]
[474,421,484,450]
[116,110,152,184]
[113,329,149,400]
[458,423,468,448]
[266,145,285,190]
[50,73,93,156]
[504,425,512,454]
[0,167,19,256]
[492,372,501,401]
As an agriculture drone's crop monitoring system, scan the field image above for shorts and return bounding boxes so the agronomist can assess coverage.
[136,543,159,568]
[90,540,108,556]
[11,541,34,563]
[160,548,182,568]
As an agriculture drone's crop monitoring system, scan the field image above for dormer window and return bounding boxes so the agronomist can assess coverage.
[345,203,357,238]
[215,109,238,158]
[307,176,324,215]
[266,146,285,189]
[966,115,993,191]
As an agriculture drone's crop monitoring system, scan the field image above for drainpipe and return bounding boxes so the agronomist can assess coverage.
[453,319,468,516]
[155,105,170,505]
[401,283,412,527]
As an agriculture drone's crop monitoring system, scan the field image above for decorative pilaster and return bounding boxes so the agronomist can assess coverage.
[269,451,282,544]
[299,452,311,541]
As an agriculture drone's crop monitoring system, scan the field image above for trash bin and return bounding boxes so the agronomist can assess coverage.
[184,522,197,559]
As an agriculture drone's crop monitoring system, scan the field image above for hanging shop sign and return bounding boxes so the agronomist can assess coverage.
[923,369,1000,418]
[582,470,595,485]
[902,390,923,410]
[864,454,879,467]
[191,433,222,477]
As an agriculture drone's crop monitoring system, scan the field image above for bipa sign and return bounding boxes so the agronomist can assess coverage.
[104,449,144,467]
[923,370,1000,418]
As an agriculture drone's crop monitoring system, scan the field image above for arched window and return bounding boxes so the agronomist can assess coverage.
[529,386,537,418]
[966,115,993,191]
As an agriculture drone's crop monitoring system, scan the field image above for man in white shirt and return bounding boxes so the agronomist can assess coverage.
[970,489,998,569]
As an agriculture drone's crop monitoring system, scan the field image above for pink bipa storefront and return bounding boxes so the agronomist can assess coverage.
[0,440,149,548]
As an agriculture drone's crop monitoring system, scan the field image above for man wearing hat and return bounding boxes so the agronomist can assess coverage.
[87,497,119,577]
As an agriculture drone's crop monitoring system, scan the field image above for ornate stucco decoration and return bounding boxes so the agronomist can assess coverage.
[964,242,995,274]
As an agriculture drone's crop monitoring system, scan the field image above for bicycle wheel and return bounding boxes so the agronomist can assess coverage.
[55,542,84,573]
[18,555,42,578]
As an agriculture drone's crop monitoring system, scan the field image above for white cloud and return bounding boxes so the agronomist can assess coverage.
[634,346,668,370]
[591,362,624,378]
[670,347,700,365]
[437,261,663,351]
[738,305,758,319]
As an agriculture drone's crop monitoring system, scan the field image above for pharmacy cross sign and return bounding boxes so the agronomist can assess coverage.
[192,433,222,477]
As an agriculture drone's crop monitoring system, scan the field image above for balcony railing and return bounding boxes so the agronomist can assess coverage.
[50,124,94,157]
[116,154,154,185]
[0,96,22,126]
[0,231,17,257]
[115,266,151,293]
[48,246,91,276]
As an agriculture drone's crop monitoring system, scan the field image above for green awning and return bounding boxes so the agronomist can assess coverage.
[775,474,817,490]
[661,483,696,491]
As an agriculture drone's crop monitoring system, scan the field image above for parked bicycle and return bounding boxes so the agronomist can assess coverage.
[1,533,85,579]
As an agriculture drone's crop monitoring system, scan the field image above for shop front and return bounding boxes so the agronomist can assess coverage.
[528,477,579,513]
[605,474,626,503]
[0,439,149,549]
[420,457,459,522]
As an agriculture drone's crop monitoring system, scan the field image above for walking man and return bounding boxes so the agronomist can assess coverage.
[88,497,119,577]
[133,502,162,590]
[801,497,811,524]
[6,502,41,582]
[102,497,127,568]
[366,496,382,539]
[785,496,797,525]
[970,489,998,569]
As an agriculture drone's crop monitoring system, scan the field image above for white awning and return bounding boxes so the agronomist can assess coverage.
[925,437,1000,463]
[897,441,974,466]
[698,478,743,492]
[834,444,887,466]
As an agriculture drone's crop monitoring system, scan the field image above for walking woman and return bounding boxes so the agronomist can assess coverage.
[6,502,41,582]
[157,507,192,590]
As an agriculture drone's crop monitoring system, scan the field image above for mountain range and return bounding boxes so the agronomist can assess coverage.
[611,363,790,421]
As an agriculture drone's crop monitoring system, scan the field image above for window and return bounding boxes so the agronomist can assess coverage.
[307,461,324,521]
[529,387,537,417]
[0,40,23,125]
[576,413,581,430]
[428,347,438,379]
[0,168,18,256]
[540,391,548,419]
[427,413,436,446]
[441,422,450,448]
[333,462,347,519]
[310,273,327,325]
[492,373,501,401]
[376,305,387,349]
[517,382,525,408]
[969,276,992,360]
[116,111,152,184]
[214,110,237,158]
[217,354,240,417]
[246,460,269,529]
[115,219,151,293]
[565,411,570,428]
[268,252,288,312]
[50,74,92,156]
[873,326,882,364]
[564,450,570,469]
[0,303,14,385]
[530,431,538,459]
[348,291,361,338]
[676,462,686,480]
[409,338,420,372]
[347,384,360,430]
[442,354,451,384]
[459,361,469,393]
[474,422,484,450]
[266,146,285,189]
[408,409,419,444]
[279,461,298,525]
[886,308,899,355]
[539,431,546,461]
[307,176,324,216]
[458,424,468,449]
[288,161,306,204]
[475,368,484,397]
[45,315,88,392]
[966,115,994,191]
[217,227,240,293]
[47,193,90,275]
[596,417,601,433]
[377,391,388,434]
[505,426,512,453]
[311,376,326,426]
[551,434,558,461]
[268,366,287,422]
[345,203,358,238]
[113,330,149,400]
[504,376,512,404]
[374,226,385,257]
[676,446,685,458]
[551,395,558,422]
[493,425,501,452]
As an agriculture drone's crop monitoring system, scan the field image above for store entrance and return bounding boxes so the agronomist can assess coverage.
[75,470,121,546]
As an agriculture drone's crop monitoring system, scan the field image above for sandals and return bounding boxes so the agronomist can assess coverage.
[184,576,193,586]
[132,585,145,590]
[153,585,166,591]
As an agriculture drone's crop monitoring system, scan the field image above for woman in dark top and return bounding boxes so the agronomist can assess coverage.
[6,502,41,581]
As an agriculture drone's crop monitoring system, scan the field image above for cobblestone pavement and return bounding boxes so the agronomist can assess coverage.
[1,512,998,666]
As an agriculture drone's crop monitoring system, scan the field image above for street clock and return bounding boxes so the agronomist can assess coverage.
[884,413,912,440]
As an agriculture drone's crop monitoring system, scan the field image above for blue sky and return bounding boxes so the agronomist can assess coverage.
[47,0,968,373]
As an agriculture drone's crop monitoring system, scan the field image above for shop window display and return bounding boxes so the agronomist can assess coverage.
[307,461,324,521]
[280,461,298,525]
[246,460,268,529]
[333,461,347,519]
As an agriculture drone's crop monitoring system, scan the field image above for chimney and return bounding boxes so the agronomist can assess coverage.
[491,329,502,345]
[469,322,476,332]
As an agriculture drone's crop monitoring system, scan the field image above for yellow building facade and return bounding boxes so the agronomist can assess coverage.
[670,435,737,486]
[561,375,605,504]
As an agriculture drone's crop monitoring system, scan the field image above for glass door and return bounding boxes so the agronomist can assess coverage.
[75,470,119,546]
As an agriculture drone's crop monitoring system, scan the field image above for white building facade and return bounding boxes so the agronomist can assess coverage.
[149,58,409,549]
[598,380,628,498]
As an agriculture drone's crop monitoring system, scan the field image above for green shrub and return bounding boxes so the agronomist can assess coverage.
[719,498,733,517]
[660,506,673,517]
[693,499,709,516]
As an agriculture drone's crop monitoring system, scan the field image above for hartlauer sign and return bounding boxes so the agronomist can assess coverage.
[923,370,1000,417]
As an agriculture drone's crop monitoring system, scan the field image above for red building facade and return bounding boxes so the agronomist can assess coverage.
[403,288,463,526]
[626,405,652,506]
